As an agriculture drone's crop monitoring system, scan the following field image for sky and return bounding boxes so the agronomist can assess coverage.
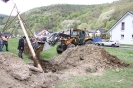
[0,0,116,16]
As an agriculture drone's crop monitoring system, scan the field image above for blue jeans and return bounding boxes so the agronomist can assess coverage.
[0,44,2,51]
[33,42,38,49]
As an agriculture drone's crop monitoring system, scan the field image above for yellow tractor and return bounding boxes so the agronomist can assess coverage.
[56,29,93,54]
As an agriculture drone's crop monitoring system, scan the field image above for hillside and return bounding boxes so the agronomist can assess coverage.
[0,14,8,17]
[0,0,133,35]
[0,14,8,25]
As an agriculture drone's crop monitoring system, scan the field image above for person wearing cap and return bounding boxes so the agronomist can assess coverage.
[17,36,26,59]
[2,36,8,51]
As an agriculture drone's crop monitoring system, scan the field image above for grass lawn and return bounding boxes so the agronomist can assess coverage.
[3,38,133,88]
[40,43,59,60]
[55,48,133,88]
[2,38,59,62]
[120,44,133,47]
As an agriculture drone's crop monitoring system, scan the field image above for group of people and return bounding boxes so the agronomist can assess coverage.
[17,36,38,59]
[0,36,9,52]
[0,35,39,59]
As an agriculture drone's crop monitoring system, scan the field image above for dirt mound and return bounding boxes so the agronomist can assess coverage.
[39,44,129,88]
[0,52,44,88]
[0,45,129,88]
[42,45,129,72]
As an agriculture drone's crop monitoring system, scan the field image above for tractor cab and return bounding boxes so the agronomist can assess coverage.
[56,29,93,54]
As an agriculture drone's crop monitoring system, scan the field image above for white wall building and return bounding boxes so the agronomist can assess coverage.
[107,11,133,44]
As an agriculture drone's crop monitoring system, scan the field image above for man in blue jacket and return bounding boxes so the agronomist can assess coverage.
[18,36,26,59]
[79,31,85,45]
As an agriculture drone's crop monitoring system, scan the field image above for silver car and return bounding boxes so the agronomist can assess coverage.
[101,40,120,47]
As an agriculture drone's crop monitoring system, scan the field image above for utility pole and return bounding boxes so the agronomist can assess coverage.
[11,0,43,71]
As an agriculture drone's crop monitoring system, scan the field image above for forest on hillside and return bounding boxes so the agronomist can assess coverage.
[0,0,133,36]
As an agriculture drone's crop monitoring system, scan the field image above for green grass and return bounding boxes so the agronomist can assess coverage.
[3,38,59,62]
[104,47,133,66]
[40,44,59,60]
[55,68,133,88]
[4,38,133,88]
[2,38,19,55]
[54,47,133,88]
[3,38,34,62]
[120,44,133,47]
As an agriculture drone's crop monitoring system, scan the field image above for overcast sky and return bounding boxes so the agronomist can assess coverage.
[0,0,116,15]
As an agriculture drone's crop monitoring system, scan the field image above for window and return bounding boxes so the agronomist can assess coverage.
[132,21,133,27]
[106,40,109,42]
[121,22,125,30]
[132,34,133,39]
[72,31,78,36]
[121,34,124,39]
[85,31,89,37]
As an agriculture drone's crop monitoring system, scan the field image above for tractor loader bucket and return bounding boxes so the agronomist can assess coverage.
[43,41,51,51]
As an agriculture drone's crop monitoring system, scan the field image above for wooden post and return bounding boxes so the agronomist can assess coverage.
[11,0,43,71]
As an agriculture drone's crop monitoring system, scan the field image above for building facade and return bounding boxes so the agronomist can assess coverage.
[108,11,133,44]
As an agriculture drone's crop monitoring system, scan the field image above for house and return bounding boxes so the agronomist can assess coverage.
[89,30,96,37]
[1,32,11,38]
[107,11,133,44]
[89,29,107,38]
[95,29,107,38]
[34,30,50,38]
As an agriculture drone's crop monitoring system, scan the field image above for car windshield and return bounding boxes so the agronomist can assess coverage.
[85,31,89,36]
[72,31,78,36]
[110,40,119,42]
[106,40,109,42]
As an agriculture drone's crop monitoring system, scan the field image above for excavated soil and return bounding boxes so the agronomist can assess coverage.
[41,44,129,72]
[0,44,129,88]
[0,52,44,88]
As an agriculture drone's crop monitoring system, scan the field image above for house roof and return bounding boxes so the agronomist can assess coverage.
[89,29,107,33]
[89,30,97,33]
[107,11,133,33]
[129,11,133,15]
[1,32,11,37]
[34,30,50,37]
[96,28,107,33]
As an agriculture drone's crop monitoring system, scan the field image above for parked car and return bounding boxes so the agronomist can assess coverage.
[95,40,120,47]
[46,32,61,46]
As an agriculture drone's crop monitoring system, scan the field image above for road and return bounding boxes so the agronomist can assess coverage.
[119,46,133,50]
[107,46,133,50]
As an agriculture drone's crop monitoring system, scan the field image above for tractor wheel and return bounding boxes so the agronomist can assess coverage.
[111,44,115,47]
[56,44,66,54]
[67,44,75,48]
[85,40,93,44]
[96,43,100,46]
[101,43,104,46]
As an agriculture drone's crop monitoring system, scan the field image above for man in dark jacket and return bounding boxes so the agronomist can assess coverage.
[79,31,85,45]
[18,36,26,59]
[0,37,3,51]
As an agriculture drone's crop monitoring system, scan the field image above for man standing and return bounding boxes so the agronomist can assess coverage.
[79,31,85,45]
[3,36,8,51]
[0,37,3,51]
[18,36,26,59]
